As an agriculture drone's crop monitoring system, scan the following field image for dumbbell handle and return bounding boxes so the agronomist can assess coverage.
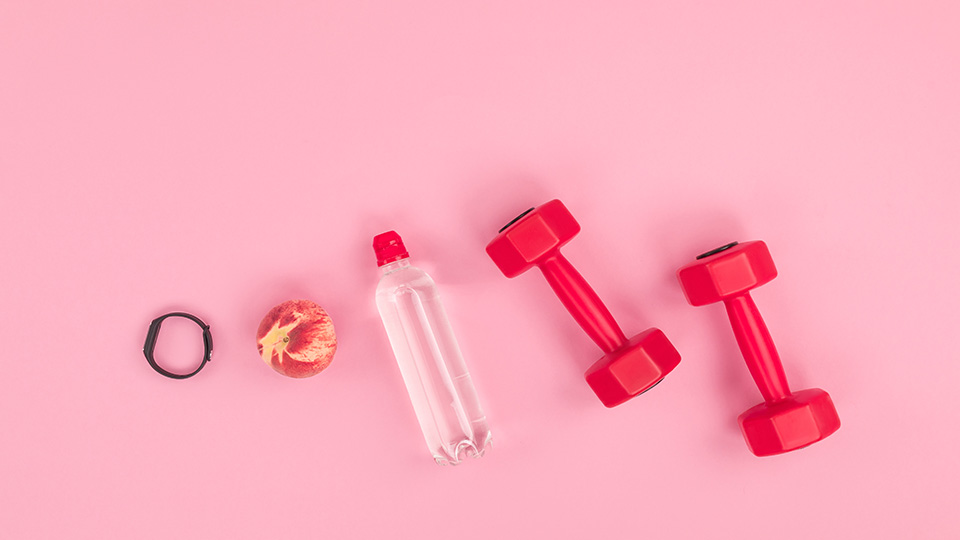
[539,253,627,354]
[724,292,792,402]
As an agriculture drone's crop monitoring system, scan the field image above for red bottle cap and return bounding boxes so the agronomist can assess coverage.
[373,231,410,267]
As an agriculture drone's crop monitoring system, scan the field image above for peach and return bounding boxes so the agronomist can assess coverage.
[256,299,337,378]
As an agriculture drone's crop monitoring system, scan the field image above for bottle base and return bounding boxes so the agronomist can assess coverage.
[432,434,492,466]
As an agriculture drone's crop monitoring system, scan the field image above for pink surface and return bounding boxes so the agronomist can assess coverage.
[2,2,959,538]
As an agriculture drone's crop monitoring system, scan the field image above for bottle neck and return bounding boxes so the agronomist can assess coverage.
[380,258,411,275]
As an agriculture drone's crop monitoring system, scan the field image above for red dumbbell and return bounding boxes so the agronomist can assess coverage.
[486,199,681,407]
[677,240,840,456]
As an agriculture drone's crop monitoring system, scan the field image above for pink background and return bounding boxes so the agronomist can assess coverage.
[2,2,959,538]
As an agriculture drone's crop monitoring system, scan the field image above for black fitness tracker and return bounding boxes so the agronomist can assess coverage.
[143,312,213,379]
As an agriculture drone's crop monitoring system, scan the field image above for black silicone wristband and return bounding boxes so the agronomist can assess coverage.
[143,312,213,379]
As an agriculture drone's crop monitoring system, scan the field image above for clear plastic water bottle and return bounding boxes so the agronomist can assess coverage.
[373,231,492,465]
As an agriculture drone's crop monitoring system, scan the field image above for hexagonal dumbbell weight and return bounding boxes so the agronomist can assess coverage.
[677,241,840,456]
[486,199,681,407]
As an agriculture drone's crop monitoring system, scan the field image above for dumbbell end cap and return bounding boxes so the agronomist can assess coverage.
[486,200,580,277]
[678,240,778,305]
[584,328,682,407]
[739,388,840,456]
